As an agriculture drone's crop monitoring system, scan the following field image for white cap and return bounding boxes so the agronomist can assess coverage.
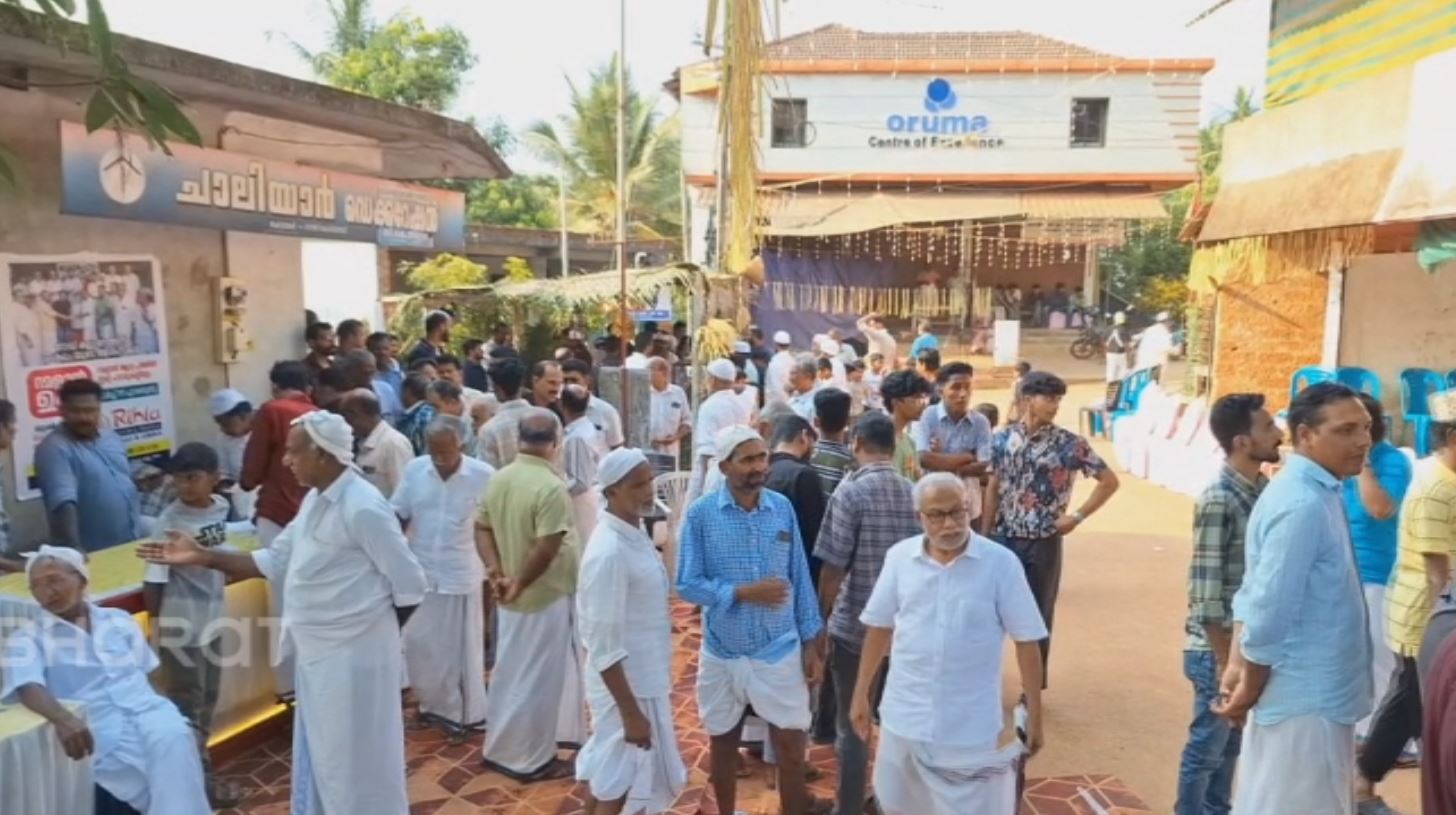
[714,425,762,462]
[1156,311,1171,322]
[24,544,89,583]
[208,388,249,417]
[291,410,355,465]
[706,358,737,382]
[773,330,791,345]
[820,339,840,356]
[1113,312,1127,326]
[733,340,751,354]
[598,447,650,490]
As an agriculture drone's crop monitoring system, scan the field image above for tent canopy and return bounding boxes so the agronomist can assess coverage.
[760,190,1168,237]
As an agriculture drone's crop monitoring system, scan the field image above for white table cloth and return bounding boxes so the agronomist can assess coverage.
[0,703,93,815]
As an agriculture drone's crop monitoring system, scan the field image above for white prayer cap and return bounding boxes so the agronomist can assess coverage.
[25,544,88,582]
[598,447,649,490]
[208,388,249,417]
[733,341,751,354]
[706,358,737,383]
[291,410,354,465]
[820,339,841,356]
[714,425,762,462]
[1113,311,1127,326]
[773,330,791,345]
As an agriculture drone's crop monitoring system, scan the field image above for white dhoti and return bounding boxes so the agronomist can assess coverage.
[484,594,588,777]
[1231,714,1355,815]
[576,694,686,814]
[573,487,601,545]
[696,646,811,735]
[403,588,488,730]
[289,610,410,815]
[1105,354,1128,383]
[874,729,1022,815]
[1359,583,1396,739]
[94,701,211,815]
[257,517,295,699]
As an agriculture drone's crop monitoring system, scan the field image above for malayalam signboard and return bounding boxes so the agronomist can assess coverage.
[59,122,466,250]
[0,253,175,500]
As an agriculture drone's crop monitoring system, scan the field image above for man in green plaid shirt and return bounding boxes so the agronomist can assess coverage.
[1177,393,1282,815]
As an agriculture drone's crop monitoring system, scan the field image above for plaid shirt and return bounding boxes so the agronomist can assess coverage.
[1186,464,1266,651]
[677,486,823,661]
[813,461,921,650]
[397,402,437,455]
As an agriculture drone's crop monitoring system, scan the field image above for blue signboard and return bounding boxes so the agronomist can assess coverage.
[59,122,466,250]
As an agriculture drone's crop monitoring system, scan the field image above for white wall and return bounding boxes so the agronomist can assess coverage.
[681,70,1200,178]
[1340,252,1456,435]
[302,241,384,330]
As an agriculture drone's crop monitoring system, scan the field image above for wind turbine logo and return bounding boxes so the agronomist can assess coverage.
[923,78,958,113]
[98,139,147,205]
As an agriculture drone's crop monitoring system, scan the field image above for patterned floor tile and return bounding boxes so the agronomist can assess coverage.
[219,602,1152,814]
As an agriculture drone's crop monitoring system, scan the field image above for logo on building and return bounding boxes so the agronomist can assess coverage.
[924,78,957,113]
[98,145,147,205]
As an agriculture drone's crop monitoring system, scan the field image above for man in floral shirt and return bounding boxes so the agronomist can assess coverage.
[983,371,1120,687]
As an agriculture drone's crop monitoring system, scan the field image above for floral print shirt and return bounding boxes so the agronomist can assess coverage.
[990,421,1107,539]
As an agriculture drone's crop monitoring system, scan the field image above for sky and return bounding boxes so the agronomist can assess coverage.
[103,0,1271,172]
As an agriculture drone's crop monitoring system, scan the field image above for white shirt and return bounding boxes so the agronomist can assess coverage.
[587,397,625,448]
[563,416,609,496]
[693,389,751,461]
[765,350,796,405]
[788,389,817,422]
[861,324,898,363]
[827,357,848,390]
[860,534,1047,748]
[216,432,249,482]
[650,384,692,458]
[356,419,414,498]
[253,468,427,659]
[625,352,649,370]
[577,513,673,700]
[477,398,532,469]
[734,385,760,422]
[1135,323,1174,370]
[391,455,494,594]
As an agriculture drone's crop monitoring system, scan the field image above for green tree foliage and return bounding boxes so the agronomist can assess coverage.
[1,0,202,191]
[404,253,488,291]
[526,54,681,241]
[502,256,535,282]
[288,0,474,113]
[467,174,559,229]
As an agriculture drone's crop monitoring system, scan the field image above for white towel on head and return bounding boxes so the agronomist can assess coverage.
[24,544,89,581]
[292,410,355,464]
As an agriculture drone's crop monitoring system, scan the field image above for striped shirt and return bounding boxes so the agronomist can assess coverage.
[676,487,823,661]
[810,438,855,497]
[1185,465,1266,651]
[1387,457,1456,656]
[813,461,921,650]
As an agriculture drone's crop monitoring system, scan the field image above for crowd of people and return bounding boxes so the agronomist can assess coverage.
[6,304,1456,814]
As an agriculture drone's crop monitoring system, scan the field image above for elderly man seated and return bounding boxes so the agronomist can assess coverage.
[2,546,211,814]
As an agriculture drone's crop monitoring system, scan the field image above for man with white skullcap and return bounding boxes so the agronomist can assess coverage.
[677,426,827,815]
[686,358,753,505]
[4,546,212,814]
[140,410,427,815]
[766,330,796,407]
[576,448,688,814]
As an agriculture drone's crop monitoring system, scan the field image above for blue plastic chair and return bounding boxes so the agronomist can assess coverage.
[1336,366,1382,401]
[1109,367,1154,426]
[1447,370,1456,390]
[1401,368,1447,456]
[1290,366,1335,401]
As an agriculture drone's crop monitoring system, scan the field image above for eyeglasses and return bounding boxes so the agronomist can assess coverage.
[921,507,968,524]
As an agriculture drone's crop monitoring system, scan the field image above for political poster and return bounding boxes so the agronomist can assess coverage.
[0,253,175,500]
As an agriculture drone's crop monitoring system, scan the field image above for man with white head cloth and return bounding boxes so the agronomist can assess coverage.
[140,410,428,815]
[475,407,588,781]
[851,473,1048,815]
[4,546,211,814]
[677,425,827,815]
[686,358,752,505]
[392,414,495,740]
[577,448,688,814]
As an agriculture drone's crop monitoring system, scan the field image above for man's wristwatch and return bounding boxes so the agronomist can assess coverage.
[1071,510,1087,525]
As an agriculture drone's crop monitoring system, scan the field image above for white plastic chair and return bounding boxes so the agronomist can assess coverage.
[653,471,693,590]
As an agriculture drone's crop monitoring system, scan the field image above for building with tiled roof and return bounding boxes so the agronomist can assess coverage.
[760,24,1115,62]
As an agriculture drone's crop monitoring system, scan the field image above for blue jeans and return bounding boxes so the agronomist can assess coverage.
[1175,649,1240,815]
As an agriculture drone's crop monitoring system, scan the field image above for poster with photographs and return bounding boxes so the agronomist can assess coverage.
[0,253,175,500]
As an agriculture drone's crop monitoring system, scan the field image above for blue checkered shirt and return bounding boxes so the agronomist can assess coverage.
[677,486,823,661]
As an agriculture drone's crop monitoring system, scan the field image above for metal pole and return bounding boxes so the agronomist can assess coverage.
[559,171,571,277]
[713,5,730,271]
[616,0,631,435]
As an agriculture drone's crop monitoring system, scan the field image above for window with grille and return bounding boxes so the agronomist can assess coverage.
[1070,98,1109,148]
[771,98,809,148]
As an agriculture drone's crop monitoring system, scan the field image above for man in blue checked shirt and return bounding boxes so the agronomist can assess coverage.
[677,425,827,815]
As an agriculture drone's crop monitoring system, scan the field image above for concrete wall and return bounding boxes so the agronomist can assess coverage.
[681,70,1201,178]
[1211,265,1328,412]
[1340,252,1456,435]
[0,80,386,546]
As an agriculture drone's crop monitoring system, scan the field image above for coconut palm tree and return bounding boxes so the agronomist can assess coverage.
[281,0,376,79]
[525,55,681,241]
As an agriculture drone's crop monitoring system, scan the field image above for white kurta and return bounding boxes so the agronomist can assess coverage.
[356,420,415,498]
[687,390,751,503]
[564,417,609,543]
[391,456,495,729]
[1,605,210,815]
[252,467,428,815]
[1134,323,1173,371]
[765,350,796,405]
[576,514,686,812]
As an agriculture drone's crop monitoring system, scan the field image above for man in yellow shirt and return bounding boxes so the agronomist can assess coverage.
[475,407,586,782]
[1360,392,1456,815]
